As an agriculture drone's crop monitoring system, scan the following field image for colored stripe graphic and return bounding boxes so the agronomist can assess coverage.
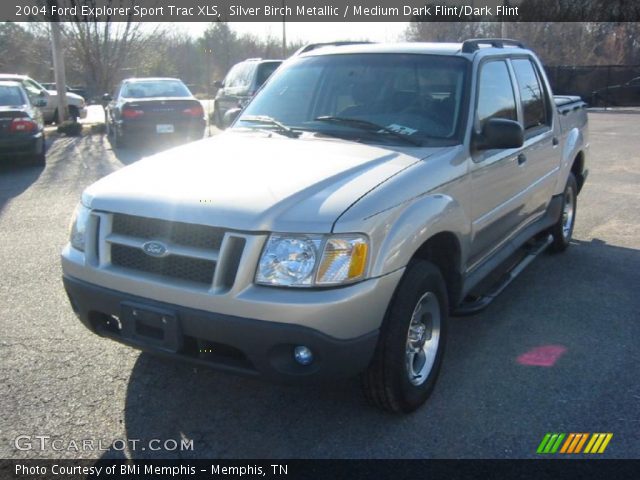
[574,433,589,453]
[538,433,613,454]
[536,433,552,454]
[584,433,614,454]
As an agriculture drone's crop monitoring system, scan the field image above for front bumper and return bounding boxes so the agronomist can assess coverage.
[63,275,381,383]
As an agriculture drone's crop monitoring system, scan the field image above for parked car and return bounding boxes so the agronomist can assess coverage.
[591,76,640,107]
[0,81,46,165]
[104,77,206,149]
[41,83,89,102]
[0,74,87,123]
[213,58,282,128]
[62,40,588,413]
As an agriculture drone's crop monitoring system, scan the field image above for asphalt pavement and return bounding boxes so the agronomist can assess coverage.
[0,109,638,459]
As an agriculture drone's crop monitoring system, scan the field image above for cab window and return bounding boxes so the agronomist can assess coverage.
[511,58,549,131]
[476,60,517,127]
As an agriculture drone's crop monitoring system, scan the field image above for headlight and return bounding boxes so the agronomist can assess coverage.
[256,235,321,286]
[255,234,369,287]
[69,203,90,251]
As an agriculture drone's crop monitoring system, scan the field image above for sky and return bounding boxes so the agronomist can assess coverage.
[172,22,410,43]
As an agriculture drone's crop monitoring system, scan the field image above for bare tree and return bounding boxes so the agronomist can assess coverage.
[60,0,152,95]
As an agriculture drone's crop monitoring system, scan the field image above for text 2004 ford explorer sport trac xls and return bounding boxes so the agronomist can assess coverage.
[62,39,588,413]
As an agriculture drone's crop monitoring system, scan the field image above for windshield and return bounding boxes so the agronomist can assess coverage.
[235,53,469,145]
[122,80,191,99]
[0,85,26,106]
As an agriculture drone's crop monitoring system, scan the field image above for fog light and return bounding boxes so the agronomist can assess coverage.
[293,346,314,365]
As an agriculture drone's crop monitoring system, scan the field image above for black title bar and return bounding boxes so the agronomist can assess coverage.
[5,0,640,22]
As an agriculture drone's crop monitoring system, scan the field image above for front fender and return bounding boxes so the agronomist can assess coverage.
[368,193,470,278]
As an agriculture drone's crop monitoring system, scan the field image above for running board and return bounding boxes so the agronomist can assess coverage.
[453,235,553,316]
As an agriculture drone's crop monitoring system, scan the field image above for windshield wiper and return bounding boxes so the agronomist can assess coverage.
[314,116,422,146]
[240,115,301,138]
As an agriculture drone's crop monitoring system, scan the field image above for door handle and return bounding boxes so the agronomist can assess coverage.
[517,153,527,165]
[552,137,559,146]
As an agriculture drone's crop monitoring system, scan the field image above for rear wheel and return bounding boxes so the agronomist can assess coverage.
[68,106,79,122]
[362,260,448,413]
[107,120,125,150]
[30,134,46,166]
[549,173,578,252]
[214,104,224,129]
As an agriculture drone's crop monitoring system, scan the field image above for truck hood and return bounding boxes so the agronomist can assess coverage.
[46,90,84,103]
[84,132,443,232]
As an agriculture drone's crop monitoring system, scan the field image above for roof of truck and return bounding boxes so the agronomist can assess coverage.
[297,40,531,59]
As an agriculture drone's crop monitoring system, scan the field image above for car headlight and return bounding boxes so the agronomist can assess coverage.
[69,203,90,251]
[255,234,369,287]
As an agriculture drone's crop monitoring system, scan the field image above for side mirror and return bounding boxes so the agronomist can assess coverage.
[475,118,524,150]
[102,93,112,102]
[33,98,47,107]
[223,107,242,129]
[38,90,47,97]
[213,80,223,89]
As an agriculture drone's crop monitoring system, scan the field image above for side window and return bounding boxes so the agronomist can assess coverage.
[476,60,517,126]
[256,62,280,87]
[224,65,241,88]
[23,79,43,99]
[237,64,254,89]
[512,58,549,130]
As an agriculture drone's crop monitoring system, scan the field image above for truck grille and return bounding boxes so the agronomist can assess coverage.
[101,213,245,289]
[111,244,215,285]
[112,213,224,250]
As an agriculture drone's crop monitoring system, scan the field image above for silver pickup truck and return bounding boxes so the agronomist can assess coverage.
[62,39,588,413]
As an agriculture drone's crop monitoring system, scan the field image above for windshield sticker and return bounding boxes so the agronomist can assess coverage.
[386,124,418,135]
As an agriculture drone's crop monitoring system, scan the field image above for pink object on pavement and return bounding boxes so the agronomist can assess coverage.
[517,345,567,367]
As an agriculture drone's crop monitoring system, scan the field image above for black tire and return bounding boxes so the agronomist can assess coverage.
[362,260,448,413]
[549,172,578,253]
[108,121,125,150]
[29,134,46,166]
[214,105,224,129]
[68,106,79,123]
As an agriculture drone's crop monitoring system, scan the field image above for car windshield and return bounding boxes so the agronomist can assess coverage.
[235,53,469,145]
[0,85,26,106]
[122,80,191,99]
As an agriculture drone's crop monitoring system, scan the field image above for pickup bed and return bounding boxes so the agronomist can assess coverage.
[62,39,588,413]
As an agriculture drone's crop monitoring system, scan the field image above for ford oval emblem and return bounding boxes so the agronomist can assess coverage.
[142,241,168,257]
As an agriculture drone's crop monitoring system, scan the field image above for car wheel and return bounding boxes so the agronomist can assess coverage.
[214,106,224,129]
[362,260,448,413]
[109,123,125,150]
[30,134,46,166]
[68,106,79,123]
[549,173,578,253]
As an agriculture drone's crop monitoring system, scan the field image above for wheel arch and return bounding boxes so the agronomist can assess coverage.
[369,194,469,309]
[409,232,463,310]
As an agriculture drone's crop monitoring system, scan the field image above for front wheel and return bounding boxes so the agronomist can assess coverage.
[549,173,578,252]
[362,260,448,413]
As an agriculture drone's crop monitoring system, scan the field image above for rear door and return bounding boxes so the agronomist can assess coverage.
[468,59,529,268]
[509,57,558,220]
